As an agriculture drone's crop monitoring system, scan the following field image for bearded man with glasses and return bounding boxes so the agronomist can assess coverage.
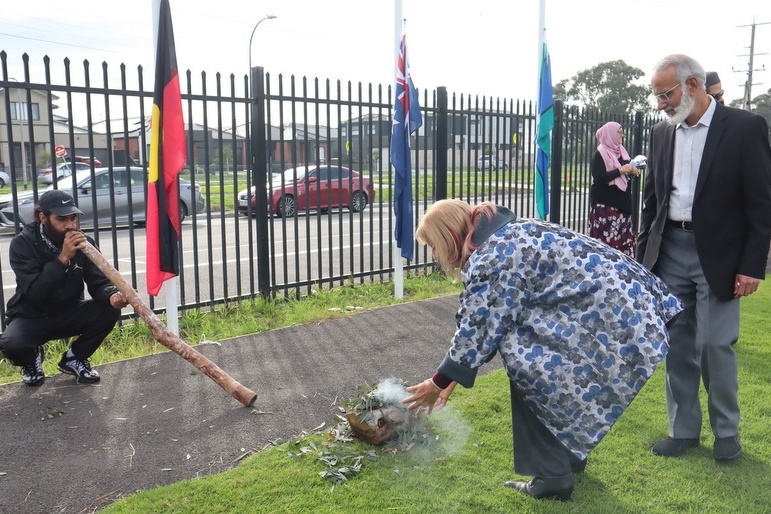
[638,54,771,463]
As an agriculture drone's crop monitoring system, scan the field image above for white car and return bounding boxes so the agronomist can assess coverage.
[37,162,92,184]
[476,155,508,171]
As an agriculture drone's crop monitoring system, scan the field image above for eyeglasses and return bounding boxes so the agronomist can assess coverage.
[650,83,681,102]
[710,90,724,101]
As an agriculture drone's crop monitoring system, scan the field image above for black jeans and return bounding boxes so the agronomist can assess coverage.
[510,380,576,478]
[0,300,120,366]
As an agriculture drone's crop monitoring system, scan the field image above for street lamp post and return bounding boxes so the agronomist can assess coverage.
[9,78,28,189]
[248,14,277,94]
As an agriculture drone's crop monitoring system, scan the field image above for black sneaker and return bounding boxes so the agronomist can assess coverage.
[21,347,45,387]
[714,435,742,462]
[57,353,100,383]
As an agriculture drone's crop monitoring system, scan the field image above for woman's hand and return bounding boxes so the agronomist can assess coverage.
[433,381,457,410]
[402,379,442,415]
[620,164,639,176]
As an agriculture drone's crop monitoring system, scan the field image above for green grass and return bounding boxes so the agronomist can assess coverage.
[97,283,771,513]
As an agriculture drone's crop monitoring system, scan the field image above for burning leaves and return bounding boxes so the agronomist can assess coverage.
[280,378,443,485]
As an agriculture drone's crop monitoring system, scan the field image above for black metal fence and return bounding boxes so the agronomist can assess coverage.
[0,51,660,326]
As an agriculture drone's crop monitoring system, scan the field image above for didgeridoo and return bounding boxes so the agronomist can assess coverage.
[80,241,257,407]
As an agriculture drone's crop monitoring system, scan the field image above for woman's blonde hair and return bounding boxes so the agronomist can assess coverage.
[416,199,497,272]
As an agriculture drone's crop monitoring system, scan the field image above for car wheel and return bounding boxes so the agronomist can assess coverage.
[350,191,367,213]
[0,178,5,187]
[278,195,296,217]
[179,202,188,224]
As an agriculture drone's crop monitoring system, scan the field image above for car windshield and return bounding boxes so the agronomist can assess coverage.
[272,166,308,184]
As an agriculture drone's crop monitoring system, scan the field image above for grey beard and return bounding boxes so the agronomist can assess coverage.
[666,89,696,126]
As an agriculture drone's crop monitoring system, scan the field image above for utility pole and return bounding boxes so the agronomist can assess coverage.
[734,17,769,111]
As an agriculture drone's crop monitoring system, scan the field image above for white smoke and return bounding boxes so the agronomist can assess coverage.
[373,377,473,456]
[374,377,411,407]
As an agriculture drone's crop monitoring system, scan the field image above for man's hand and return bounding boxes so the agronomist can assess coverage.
[109,292,129,309]
[734,274,761,298]
[59,230,87,263]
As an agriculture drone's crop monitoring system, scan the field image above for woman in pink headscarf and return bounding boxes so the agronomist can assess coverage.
[588,121,640,257]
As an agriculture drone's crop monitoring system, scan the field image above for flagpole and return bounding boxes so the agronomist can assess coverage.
[535,0,552,221]
[151,0,179,335]
[393,0,404,299]
[538,0,546,90]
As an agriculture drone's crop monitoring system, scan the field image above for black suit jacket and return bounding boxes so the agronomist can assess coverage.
[637,102,771,301]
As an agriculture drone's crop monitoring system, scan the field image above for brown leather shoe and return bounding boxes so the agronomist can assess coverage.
[651,437,699,457]
[504,476,573,501]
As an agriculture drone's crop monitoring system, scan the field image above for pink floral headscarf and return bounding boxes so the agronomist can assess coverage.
[596,121,631,191]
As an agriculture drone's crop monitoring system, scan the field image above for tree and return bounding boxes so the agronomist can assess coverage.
[554,60,653,115]
[37,150,51,169]
[747,87,771,129]
[210,145,233,171]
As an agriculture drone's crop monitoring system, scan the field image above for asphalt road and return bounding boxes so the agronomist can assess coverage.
[0,295,502,513]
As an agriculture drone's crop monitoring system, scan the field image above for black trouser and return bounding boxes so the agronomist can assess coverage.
[510,380,576,478]
[0,300,120,366]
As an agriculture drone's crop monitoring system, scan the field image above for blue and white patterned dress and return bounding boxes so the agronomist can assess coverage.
[437,218,683,459]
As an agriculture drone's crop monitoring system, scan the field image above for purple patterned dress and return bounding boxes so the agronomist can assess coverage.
[589,204,636,258]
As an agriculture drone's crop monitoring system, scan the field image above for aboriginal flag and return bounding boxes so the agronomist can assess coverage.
[147,0,186,296]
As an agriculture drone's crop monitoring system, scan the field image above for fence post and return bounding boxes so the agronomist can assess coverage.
[549,99,563,224]
[434,86,448,201]
[251,66,271,297]
[631,110,644,233]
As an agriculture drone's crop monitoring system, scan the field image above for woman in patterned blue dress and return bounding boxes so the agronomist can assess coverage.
[403,199,682,501]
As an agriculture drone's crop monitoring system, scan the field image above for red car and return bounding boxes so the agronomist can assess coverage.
[238,165,374,217]
[74,155,103,167]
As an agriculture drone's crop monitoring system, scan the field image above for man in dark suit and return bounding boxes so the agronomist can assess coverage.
[638,54,771,462]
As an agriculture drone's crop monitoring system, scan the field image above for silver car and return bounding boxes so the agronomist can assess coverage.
[0,167,205,230]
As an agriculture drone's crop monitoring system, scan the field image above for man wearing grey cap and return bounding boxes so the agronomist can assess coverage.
[706,71,724,104]
[0,190,128,387]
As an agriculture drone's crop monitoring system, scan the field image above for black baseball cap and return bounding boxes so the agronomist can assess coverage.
[38,190,83,216]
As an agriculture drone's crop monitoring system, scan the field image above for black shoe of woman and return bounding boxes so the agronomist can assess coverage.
[504,476,574,501]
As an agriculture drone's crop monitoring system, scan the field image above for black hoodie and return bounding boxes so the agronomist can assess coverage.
[5,223,118,320]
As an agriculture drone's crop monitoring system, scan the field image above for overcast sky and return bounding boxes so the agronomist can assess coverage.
[2,0,769,105]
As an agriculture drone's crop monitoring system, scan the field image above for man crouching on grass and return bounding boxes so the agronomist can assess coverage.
[0,190,128,386]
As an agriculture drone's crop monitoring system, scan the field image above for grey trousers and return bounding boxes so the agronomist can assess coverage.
[655,225,741,438]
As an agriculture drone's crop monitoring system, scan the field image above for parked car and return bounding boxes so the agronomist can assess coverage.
[37,162,92,184]
[476,155,508,171]
[0,169,10,188]
[0,167,205,230]
[237,165,374,218]
[74,155,103,167]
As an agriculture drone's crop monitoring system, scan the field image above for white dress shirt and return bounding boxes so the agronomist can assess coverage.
[668,97,717,222]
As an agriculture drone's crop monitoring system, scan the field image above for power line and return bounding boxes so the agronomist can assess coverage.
[733,18,770,111]
[0,32,118,53]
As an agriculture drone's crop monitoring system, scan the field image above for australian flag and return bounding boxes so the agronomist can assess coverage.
[390,34,423,261]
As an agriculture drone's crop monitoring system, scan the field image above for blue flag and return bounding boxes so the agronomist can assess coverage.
[536,41,553,220]
[390,34,423,261]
